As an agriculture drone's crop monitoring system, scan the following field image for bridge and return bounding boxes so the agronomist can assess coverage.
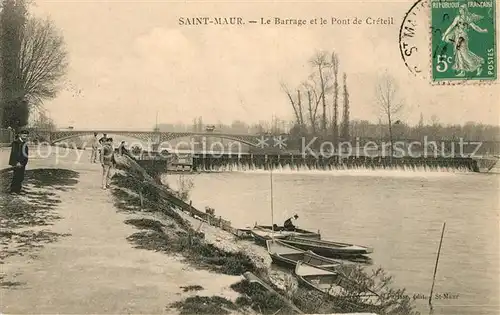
[27,129,268,148]
[25,128,500,156]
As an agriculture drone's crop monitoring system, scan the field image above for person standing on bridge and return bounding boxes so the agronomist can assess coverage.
[100,137,115,189]
[8,129,29,194]
[90,132,99,163]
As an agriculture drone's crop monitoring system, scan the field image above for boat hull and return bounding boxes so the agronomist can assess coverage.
[266,239,342,270]
[295,261,381,307]
[281,237,372,258]
[252,225,321,246]
[269,253,300,268]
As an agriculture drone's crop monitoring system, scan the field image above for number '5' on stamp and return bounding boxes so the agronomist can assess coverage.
[431,0,497,81]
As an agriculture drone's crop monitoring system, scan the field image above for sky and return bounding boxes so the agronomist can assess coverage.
[31,0,499,129]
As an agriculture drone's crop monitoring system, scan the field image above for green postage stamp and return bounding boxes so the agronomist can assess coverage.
[431,0,497,81]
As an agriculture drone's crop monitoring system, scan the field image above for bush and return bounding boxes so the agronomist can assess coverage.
[124,217,258,276]
[170,296,237,315]
[176,174,194,201]
[290,264,420,315]
[231,280,292,314]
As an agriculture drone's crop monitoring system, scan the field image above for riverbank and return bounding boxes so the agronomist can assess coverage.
[0,149,249,314]
[0,147,416,314]
[111,155,419,315]
[0,150,323,314]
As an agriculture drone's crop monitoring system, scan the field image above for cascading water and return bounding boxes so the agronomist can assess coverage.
[194,162,472,174]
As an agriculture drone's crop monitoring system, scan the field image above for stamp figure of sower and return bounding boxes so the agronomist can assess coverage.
[442,4,488,77]
[432,0,496,81]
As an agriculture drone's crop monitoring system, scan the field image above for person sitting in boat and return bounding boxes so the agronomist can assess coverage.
[283,214,299,231]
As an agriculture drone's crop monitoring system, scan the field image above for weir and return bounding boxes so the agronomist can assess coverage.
[191,155,477,172]
[136,153,481,173]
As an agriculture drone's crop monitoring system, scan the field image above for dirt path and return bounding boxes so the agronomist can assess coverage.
[1,149,241,314]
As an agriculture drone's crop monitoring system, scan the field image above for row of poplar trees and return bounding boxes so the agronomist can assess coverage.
[282,51,350,144]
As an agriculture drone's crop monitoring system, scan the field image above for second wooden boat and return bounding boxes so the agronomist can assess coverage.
[295,261,381,307]
[266,239,344,270]
[281,236,373,258]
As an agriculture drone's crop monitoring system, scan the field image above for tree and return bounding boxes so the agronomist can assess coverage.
[1,1,68,130]
[375,73,404,161]
[302,81,321,134]
[281,83,304,126]
[1,0,27,128]
[430,114,440,126]
[270,115,283,134]
[309,51,331,134]
[197,116,203,131]
[30,107,55,130]
[331,52,340,144]
[429,114,441,140]
[281,82,307,136]
[417,113,424,128]
[340,73,350,141]
[231,119,248,133]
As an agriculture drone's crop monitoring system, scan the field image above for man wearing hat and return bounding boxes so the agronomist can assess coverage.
[8,129,30,194]
[283,214,299,231]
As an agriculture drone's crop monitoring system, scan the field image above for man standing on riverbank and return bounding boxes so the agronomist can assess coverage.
[100,137,115,189]
[8,129,29,194]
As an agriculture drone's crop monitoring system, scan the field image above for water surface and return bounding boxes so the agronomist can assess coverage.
[166,169,499,315]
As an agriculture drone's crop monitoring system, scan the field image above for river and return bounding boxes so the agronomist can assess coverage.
[165,168,499,315]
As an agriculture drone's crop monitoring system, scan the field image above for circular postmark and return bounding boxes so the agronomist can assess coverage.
[399,0,430,79]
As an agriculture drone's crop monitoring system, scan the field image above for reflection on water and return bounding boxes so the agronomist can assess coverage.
[165,170,499,315]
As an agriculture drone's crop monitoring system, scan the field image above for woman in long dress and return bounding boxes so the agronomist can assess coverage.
[441,4,488,77]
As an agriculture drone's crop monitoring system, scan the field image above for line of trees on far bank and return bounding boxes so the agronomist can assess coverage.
[154,117,499,142]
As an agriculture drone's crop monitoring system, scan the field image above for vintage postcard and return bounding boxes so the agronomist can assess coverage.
[0,1,498,315]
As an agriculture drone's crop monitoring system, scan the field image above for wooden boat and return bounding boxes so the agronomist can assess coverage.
[295,261,381,306]
[251,225,321,246]
[281,236,373,258]
[266,239,344,269]
[242,272,304,314]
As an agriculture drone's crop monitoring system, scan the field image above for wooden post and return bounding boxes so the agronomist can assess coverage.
[196,221,203,232]
[270,164,275,241]
[429,222,446,308]
[139,190,144,210]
